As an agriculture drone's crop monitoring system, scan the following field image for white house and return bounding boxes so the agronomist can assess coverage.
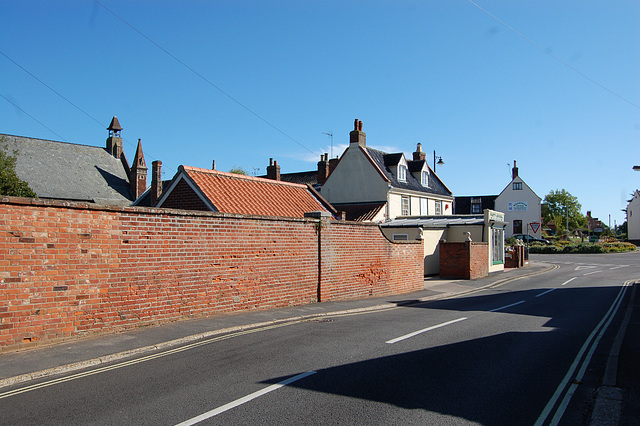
[628,189,640,244]
[494,161,542,238]
[320,119,454,221]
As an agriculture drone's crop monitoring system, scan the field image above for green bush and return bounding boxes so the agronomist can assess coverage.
[528,241,636,254]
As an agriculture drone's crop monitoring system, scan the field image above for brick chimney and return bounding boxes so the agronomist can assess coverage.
[130,138,147,200]
[151,160,162,205]
[349,119,366,147]
[267,158,281,180]
[329,157,340,175]
[413,143,426,161]
[512,160,519,179]
[106,116,124,159]
[317,153,330,184]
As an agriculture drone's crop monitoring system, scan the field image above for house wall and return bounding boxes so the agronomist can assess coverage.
[320,146,388,204]
[0,197,423,352]
[160,178,211,211]
[628,190,640,244]
[495,176,542,238]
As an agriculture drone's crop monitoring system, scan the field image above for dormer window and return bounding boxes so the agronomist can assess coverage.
[398,165,407,182]
[421,171,429,186]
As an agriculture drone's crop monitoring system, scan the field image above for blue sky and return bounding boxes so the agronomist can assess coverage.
[1,1,638,226]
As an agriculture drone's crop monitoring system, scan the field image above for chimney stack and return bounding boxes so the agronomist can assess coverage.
[317,153,330,184]
[413,143,426,161]
[151,160,162,205]
[329,157,340,175]
[349,119,366,147]
[267,158,281,181]
[512,160,519,179]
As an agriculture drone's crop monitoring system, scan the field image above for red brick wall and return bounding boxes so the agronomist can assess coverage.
[0,197,423,351]
[439,241,488,280]
[160,178,211,211]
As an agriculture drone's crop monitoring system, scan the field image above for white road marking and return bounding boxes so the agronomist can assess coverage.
[561,277,577,286]
[535,281,632,425]
[385,317,467,344]
[574,265,597,271]
[489,300,526,312]
[535,288,557,298]
[175,371,317,425]
[609,265,628,270]
[583,270,602,276]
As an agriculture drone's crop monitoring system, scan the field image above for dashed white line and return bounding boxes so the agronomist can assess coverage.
[561,277,577,286]
[386,318,468,344]
[175,371,317,425]
[489,300,526,312]
[583,270,602,276]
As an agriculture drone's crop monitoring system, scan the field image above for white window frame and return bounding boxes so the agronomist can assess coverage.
[392,234,409,241]
[513,182,522,190]
[421,170,429,186]
[401,195,410,216]
[435,200,442,215]
[397,165,407,182]
[420,198,428,215]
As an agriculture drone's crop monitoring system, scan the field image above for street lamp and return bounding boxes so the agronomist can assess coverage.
[433,151,444,172]
[634,165,640,171]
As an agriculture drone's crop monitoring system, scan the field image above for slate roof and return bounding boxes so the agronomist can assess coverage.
[454,195,497,214]
[167,166,336,218]
[264,171,319,186]
[364,147,452,197]
[132,180,172,207]
[381,215,485,229]
[1,133,133,205]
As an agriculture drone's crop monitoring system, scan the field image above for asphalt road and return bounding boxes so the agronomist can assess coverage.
[1,253,638,425]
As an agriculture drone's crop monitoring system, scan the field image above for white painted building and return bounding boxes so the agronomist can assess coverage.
[320,119,453,221]
[628,189,640,244]
[494,161,542,238]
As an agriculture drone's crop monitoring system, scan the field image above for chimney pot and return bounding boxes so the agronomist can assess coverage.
[349,118,366,146]
[267,158,281,180]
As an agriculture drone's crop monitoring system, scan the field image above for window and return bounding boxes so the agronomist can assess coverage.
[513,219,523,234]
[435,200,442,215]
[492,227,504,264]
[401,196,410,216]
[420,198,428,215]
[471,197,481,214]
[513,182,522,190]
[421,171,429,186]
[392,234,409,241]
[398,165,407,182]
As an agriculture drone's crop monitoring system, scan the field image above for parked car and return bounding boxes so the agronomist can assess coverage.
[513,234,550,244]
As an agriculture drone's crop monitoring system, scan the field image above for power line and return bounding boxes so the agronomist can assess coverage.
[93,0,317,154]
[467,0,640,109]
[0,49,173,174]
[1,94,68,141]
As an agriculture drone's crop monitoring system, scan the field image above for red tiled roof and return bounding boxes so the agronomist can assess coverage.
[182,166,330,218]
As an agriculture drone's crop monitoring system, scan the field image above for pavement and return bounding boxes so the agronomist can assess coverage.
[0,261,637,425]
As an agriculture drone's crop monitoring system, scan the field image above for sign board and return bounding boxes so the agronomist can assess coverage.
[590,235,599,243]
[508,201,528,211]
[529,222,540,233]
[594,227,604,233]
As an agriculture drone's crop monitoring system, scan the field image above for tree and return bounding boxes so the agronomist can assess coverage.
[228,166,247,175]
[541,189,586,237]
[0,140,37,197]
